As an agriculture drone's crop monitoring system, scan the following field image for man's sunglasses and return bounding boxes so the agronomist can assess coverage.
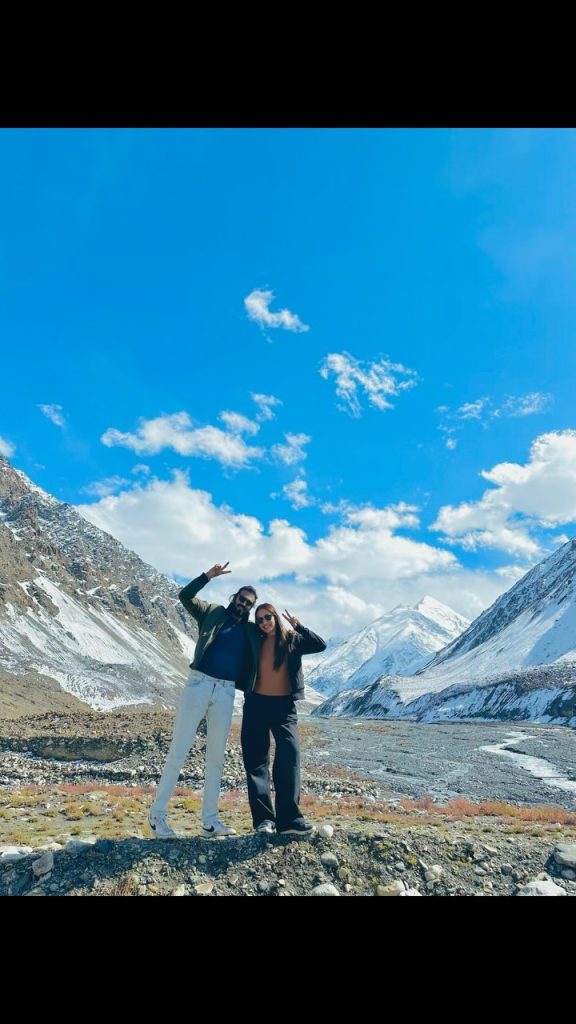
[237,595,255,608]
[256,613,274,624]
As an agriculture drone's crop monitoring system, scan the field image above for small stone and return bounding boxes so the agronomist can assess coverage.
[195,882,214,895]
[320,853,339,870]
[310,883,340,896]
[32,851,54,877]
[317,824,334,839]
[516,879,566,896]
[376,880,405,896]
[554,844,576,869]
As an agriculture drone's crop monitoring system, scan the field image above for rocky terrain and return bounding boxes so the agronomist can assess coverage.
[1,710,574,896]
[0,456,197,711]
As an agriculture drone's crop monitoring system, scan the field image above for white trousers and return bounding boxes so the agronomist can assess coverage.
[151,669,235,827]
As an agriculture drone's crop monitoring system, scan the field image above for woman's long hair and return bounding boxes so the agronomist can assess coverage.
[256,603,290,669]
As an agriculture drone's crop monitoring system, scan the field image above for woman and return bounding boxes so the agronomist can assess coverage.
[241,604,326,836]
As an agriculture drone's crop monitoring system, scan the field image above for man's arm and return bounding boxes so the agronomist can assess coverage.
[178,563,232,624]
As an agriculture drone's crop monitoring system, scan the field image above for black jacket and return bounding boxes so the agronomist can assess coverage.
[251,623,326,701]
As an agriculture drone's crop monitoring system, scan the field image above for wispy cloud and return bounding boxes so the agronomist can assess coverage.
[437,391,553,447]
[131,464,151,476]
[0,436,15,457]
[320,352,418,417]
[101,412,263,469]
[82,476,130,498]
[251,393,282,421]
[272,433,311,466]
[281,476,315,510]
[456,398,490,420]
[38,403,66,428]
[501,392,553,417]
[244,288,309,334]
[219,411,260,436]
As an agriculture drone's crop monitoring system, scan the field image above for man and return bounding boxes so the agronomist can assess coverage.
[148,562,260,839]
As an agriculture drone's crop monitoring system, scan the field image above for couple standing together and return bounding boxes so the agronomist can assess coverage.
[148,562,326,839]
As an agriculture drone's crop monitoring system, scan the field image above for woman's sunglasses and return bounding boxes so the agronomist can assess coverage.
[256,613,274,624]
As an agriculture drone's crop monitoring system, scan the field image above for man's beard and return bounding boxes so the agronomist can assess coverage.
[228,600,248,621]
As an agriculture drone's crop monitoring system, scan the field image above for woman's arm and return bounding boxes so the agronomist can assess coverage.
[283,611,326,655]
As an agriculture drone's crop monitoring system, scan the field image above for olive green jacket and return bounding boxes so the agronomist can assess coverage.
[179,574,260,692]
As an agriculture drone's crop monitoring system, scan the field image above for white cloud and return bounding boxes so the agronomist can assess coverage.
[131,464,151,476]
[272,433,311,466]
[439,392,553,440]
[0,436,15,457]
[244,288,309,333]
[494,565,529,582]
[501,392,553,417]
[251,393,282,422]
[101,413,263,469]
[320,352,418,416]
[38,404,65,428]
[219,411,260,436]
[432,430,576,555]
[456,398,490,420]
[282,477,315,510]
[82,476,130,498]
[78,471,310,581]
[76,473,479,637]
[342,502,420,531]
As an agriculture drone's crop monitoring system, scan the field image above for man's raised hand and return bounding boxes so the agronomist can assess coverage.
[206,562,232,580]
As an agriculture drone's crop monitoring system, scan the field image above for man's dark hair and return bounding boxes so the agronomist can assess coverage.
[227,585,258,620]
[230,585,257,602]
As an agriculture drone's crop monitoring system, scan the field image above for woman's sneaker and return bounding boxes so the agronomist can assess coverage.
[277,820,314,837]
[256,820,275,834]
[201,820,237,838]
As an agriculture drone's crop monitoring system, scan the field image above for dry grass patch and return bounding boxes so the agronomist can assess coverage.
[62,803,85,820]
[399,795,576,826]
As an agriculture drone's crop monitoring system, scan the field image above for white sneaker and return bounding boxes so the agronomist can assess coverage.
[201,820,237,839]
[148,809,178,839]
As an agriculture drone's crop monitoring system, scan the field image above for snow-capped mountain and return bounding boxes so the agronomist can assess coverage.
[306,596,469,696]
[314,539,576,727]
[0,457,197,711]
[422,538,576,680]
[313,662,576,727]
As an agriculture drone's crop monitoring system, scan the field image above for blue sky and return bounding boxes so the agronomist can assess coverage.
[2,127,576,636]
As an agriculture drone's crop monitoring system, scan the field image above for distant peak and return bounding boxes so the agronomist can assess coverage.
[416,595,446,611]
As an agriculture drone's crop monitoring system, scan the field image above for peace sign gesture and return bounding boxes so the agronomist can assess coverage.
[282,609,300,629]
[206,561,232,579]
